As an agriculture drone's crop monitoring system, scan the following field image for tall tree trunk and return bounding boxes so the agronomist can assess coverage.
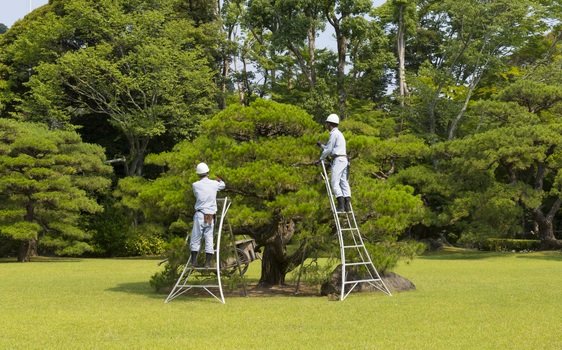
[448,43,492,140]
[447,74,482,140]
[241,55,251,105]
[126,136,149,176]
[427,39,471,138]
[334,25,347,119]
[308,26,317,90]
[232,50,245,104]
[287,42,313,89]
[219,27,234,110]
[397,4,409,106]
[324,5,348,119]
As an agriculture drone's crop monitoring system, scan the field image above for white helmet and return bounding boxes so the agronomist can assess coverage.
[195,162,209,175]
[326,113,339,124]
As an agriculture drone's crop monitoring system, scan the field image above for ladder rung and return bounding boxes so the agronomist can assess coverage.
[344,278,382,284]
[343,244,363,249]
[190,267,218,271]
[344,262,370,266]
[340,228,358,231]
[177,284,220,288]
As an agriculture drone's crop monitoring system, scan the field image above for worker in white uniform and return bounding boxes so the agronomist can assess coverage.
[317,113,351,212]
[190,162,225,267]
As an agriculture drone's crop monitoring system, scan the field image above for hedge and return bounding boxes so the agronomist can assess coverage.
[480,238,541,252]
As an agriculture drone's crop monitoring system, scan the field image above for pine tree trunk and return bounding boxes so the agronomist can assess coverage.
[17,238,36,262]
[258,219,295,286]
[533,198,562,249]
[259,244,288,286]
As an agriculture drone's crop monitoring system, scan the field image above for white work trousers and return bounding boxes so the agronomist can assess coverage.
[190,212,214,254]
[331,157,351,198]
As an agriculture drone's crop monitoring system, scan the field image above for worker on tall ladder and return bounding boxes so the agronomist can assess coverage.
[317,113,351,212]
[190,162,225,267]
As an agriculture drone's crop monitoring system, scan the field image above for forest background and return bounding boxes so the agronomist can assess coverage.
[1,0,561,287]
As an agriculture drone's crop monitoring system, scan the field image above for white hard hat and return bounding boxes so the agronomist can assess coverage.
[326,113,339,124]
[195,162,209,175]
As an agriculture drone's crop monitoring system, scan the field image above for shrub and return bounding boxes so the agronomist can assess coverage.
[480,238,541,252]
[125,224,167,256]
[366,240,427,274]
[88,198,131,256]
[149,237,188,292]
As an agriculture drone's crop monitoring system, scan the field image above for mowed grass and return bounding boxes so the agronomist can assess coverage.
[1,249,561,350]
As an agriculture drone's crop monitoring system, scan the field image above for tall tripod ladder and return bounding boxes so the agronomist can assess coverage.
[320,160,392,300]
[165,197,232,304]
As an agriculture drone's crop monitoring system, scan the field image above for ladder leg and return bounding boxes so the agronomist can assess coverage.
[321,161,392,300]
[164,198,232,304]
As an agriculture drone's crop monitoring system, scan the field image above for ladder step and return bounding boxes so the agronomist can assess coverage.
[343,244,363,249]
[177,284,221,288]
[344,262,370,266]
[344,278,383,284]
[340,228,358,231]
[190,266,218,271]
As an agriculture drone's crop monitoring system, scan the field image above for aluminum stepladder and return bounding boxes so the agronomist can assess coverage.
[320,160,392,300]
[165,197,231,304]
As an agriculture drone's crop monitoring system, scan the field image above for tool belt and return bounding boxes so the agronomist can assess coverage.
[203,214,214,225]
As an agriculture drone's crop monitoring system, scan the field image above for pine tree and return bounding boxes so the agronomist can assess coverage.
[0,119,112,261]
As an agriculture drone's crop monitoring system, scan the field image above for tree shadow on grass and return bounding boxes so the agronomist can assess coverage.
[516,252,562,262]
[421,248,562,261]
[420,249,505,261]
[106,282,227,303]
[106,282,164,300]
[0,257,83,263]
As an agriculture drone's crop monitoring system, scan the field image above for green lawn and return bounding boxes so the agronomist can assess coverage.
[1,249,561,349]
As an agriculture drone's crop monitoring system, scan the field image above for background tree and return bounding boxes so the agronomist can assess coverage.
[346,10,393,104]
[395,0,543,140]
[19,1,218,176]
[398,60,562,248]
[377,0,417,105]
[0,0,222,177]
[432,123,562,249]
[0,119,112,262]
[322,0,372,118]
[240,0,339,119]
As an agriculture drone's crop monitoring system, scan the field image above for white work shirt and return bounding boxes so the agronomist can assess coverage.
[320,127,347,160]
[192,177,225,214]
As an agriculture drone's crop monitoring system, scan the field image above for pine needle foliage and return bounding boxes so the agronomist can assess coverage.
[0,119,112,261]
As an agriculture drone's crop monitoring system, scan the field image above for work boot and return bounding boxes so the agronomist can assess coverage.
[336,197,345,212]
[344,197,351,212]
[190,251,198,267]
[204,253,214,268]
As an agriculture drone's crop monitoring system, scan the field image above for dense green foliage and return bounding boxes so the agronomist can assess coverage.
[0,119,112,261]
[1,0,219,176]
[1,0,561,270]
[128,100,425,285]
